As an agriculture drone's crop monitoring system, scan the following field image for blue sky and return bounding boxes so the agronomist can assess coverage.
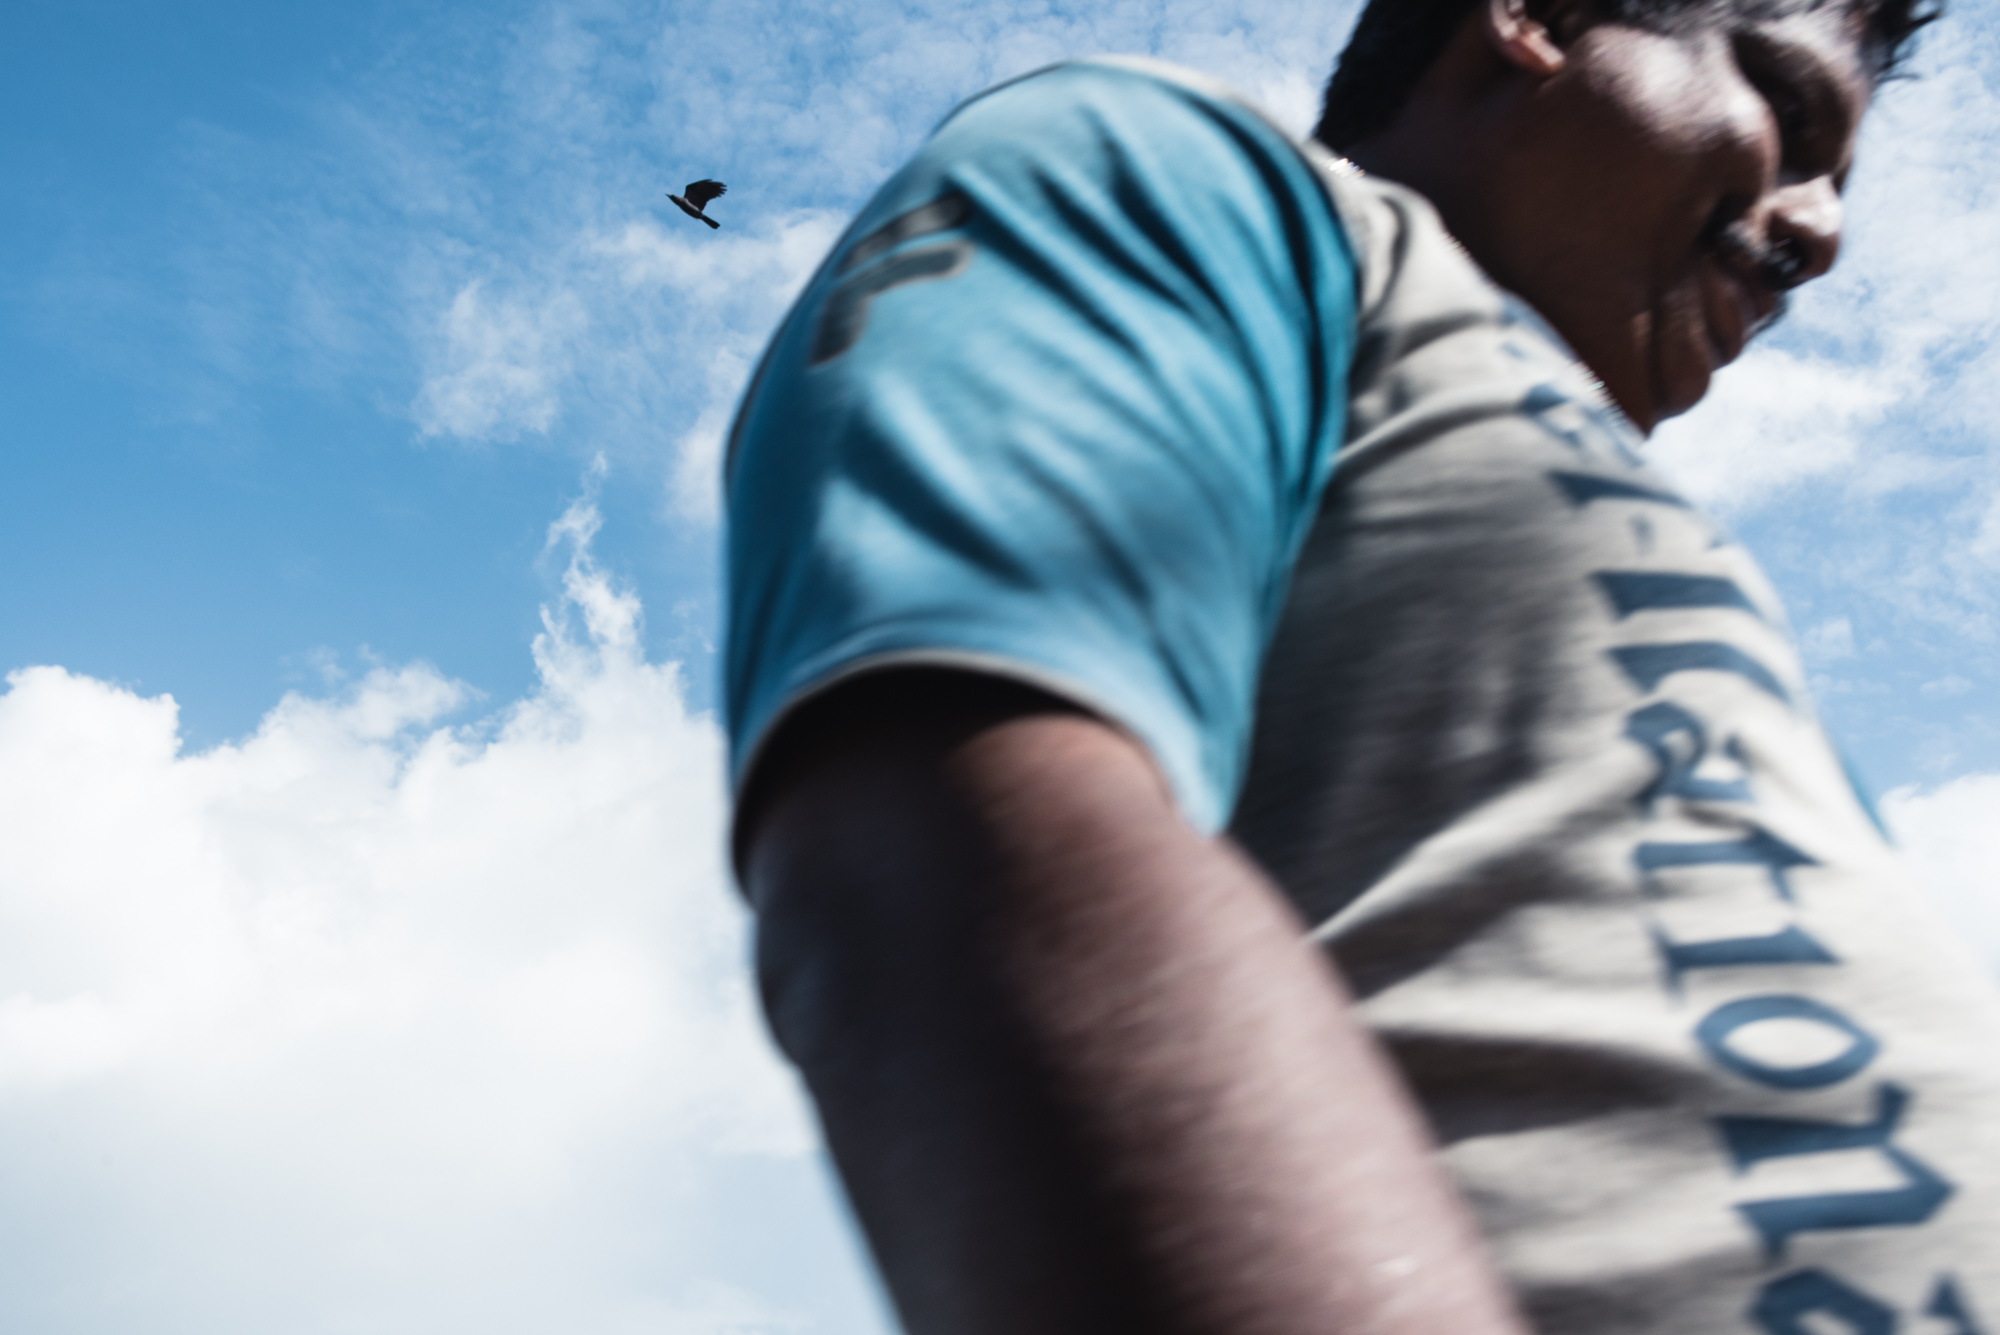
[3,0,1999,1330]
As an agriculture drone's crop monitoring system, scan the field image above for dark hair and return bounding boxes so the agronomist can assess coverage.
[1313,0,1944,150]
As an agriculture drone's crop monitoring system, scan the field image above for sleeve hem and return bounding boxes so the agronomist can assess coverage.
[730,647,1218,847]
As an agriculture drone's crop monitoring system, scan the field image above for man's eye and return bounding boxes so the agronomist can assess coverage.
[1764,84,1811,160]
[1732,39,1824,174]
[1742,66,1806,157]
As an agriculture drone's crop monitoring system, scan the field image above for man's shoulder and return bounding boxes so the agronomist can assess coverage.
[839,59,1361,349]
[936,63,1426,256]
[930,64,1511,355]
[912,59,1342,246]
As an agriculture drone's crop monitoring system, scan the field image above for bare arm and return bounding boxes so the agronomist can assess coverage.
[740,672,1529,1335]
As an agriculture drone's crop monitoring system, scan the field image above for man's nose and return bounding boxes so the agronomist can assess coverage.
[1764,176,1844,288]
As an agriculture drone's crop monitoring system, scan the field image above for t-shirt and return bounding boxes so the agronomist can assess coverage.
[724,58,2000,1334]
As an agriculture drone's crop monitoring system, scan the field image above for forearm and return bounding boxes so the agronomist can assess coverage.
[742,679,1527,1335]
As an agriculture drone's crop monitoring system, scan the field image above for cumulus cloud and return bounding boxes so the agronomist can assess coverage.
[0,501,889,1334]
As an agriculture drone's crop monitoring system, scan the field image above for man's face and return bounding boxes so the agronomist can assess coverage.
[1469,2,1876,431]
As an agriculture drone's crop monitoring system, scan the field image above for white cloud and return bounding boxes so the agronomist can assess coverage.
[1885,772,2000,975]
[416,279,586,439]
[0,502,886,1334]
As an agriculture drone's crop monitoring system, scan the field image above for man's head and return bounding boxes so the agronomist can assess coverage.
[1322,0,1939,431]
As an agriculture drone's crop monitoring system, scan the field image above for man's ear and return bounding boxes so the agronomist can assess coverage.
[1483,0,1574,77]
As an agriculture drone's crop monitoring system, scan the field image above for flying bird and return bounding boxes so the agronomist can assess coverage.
[669,179,727,229]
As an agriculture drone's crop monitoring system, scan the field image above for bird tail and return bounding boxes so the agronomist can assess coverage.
[703,215,720,229]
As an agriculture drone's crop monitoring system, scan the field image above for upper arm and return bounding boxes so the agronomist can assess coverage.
[725,62,1358,840]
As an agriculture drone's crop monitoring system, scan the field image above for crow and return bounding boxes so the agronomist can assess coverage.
[668,179,727,229]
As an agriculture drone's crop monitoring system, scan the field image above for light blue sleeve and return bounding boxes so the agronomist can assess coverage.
[724,61,1359,833]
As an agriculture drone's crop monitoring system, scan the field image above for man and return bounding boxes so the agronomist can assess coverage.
[724,0,2000,1329]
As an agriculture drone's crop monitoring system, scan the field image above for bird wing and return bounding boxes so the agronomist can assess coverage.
[683,179,727,210]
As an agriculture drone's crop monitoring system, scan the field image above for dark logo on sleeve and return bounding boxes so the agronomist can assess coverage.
[810,191,974,365]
